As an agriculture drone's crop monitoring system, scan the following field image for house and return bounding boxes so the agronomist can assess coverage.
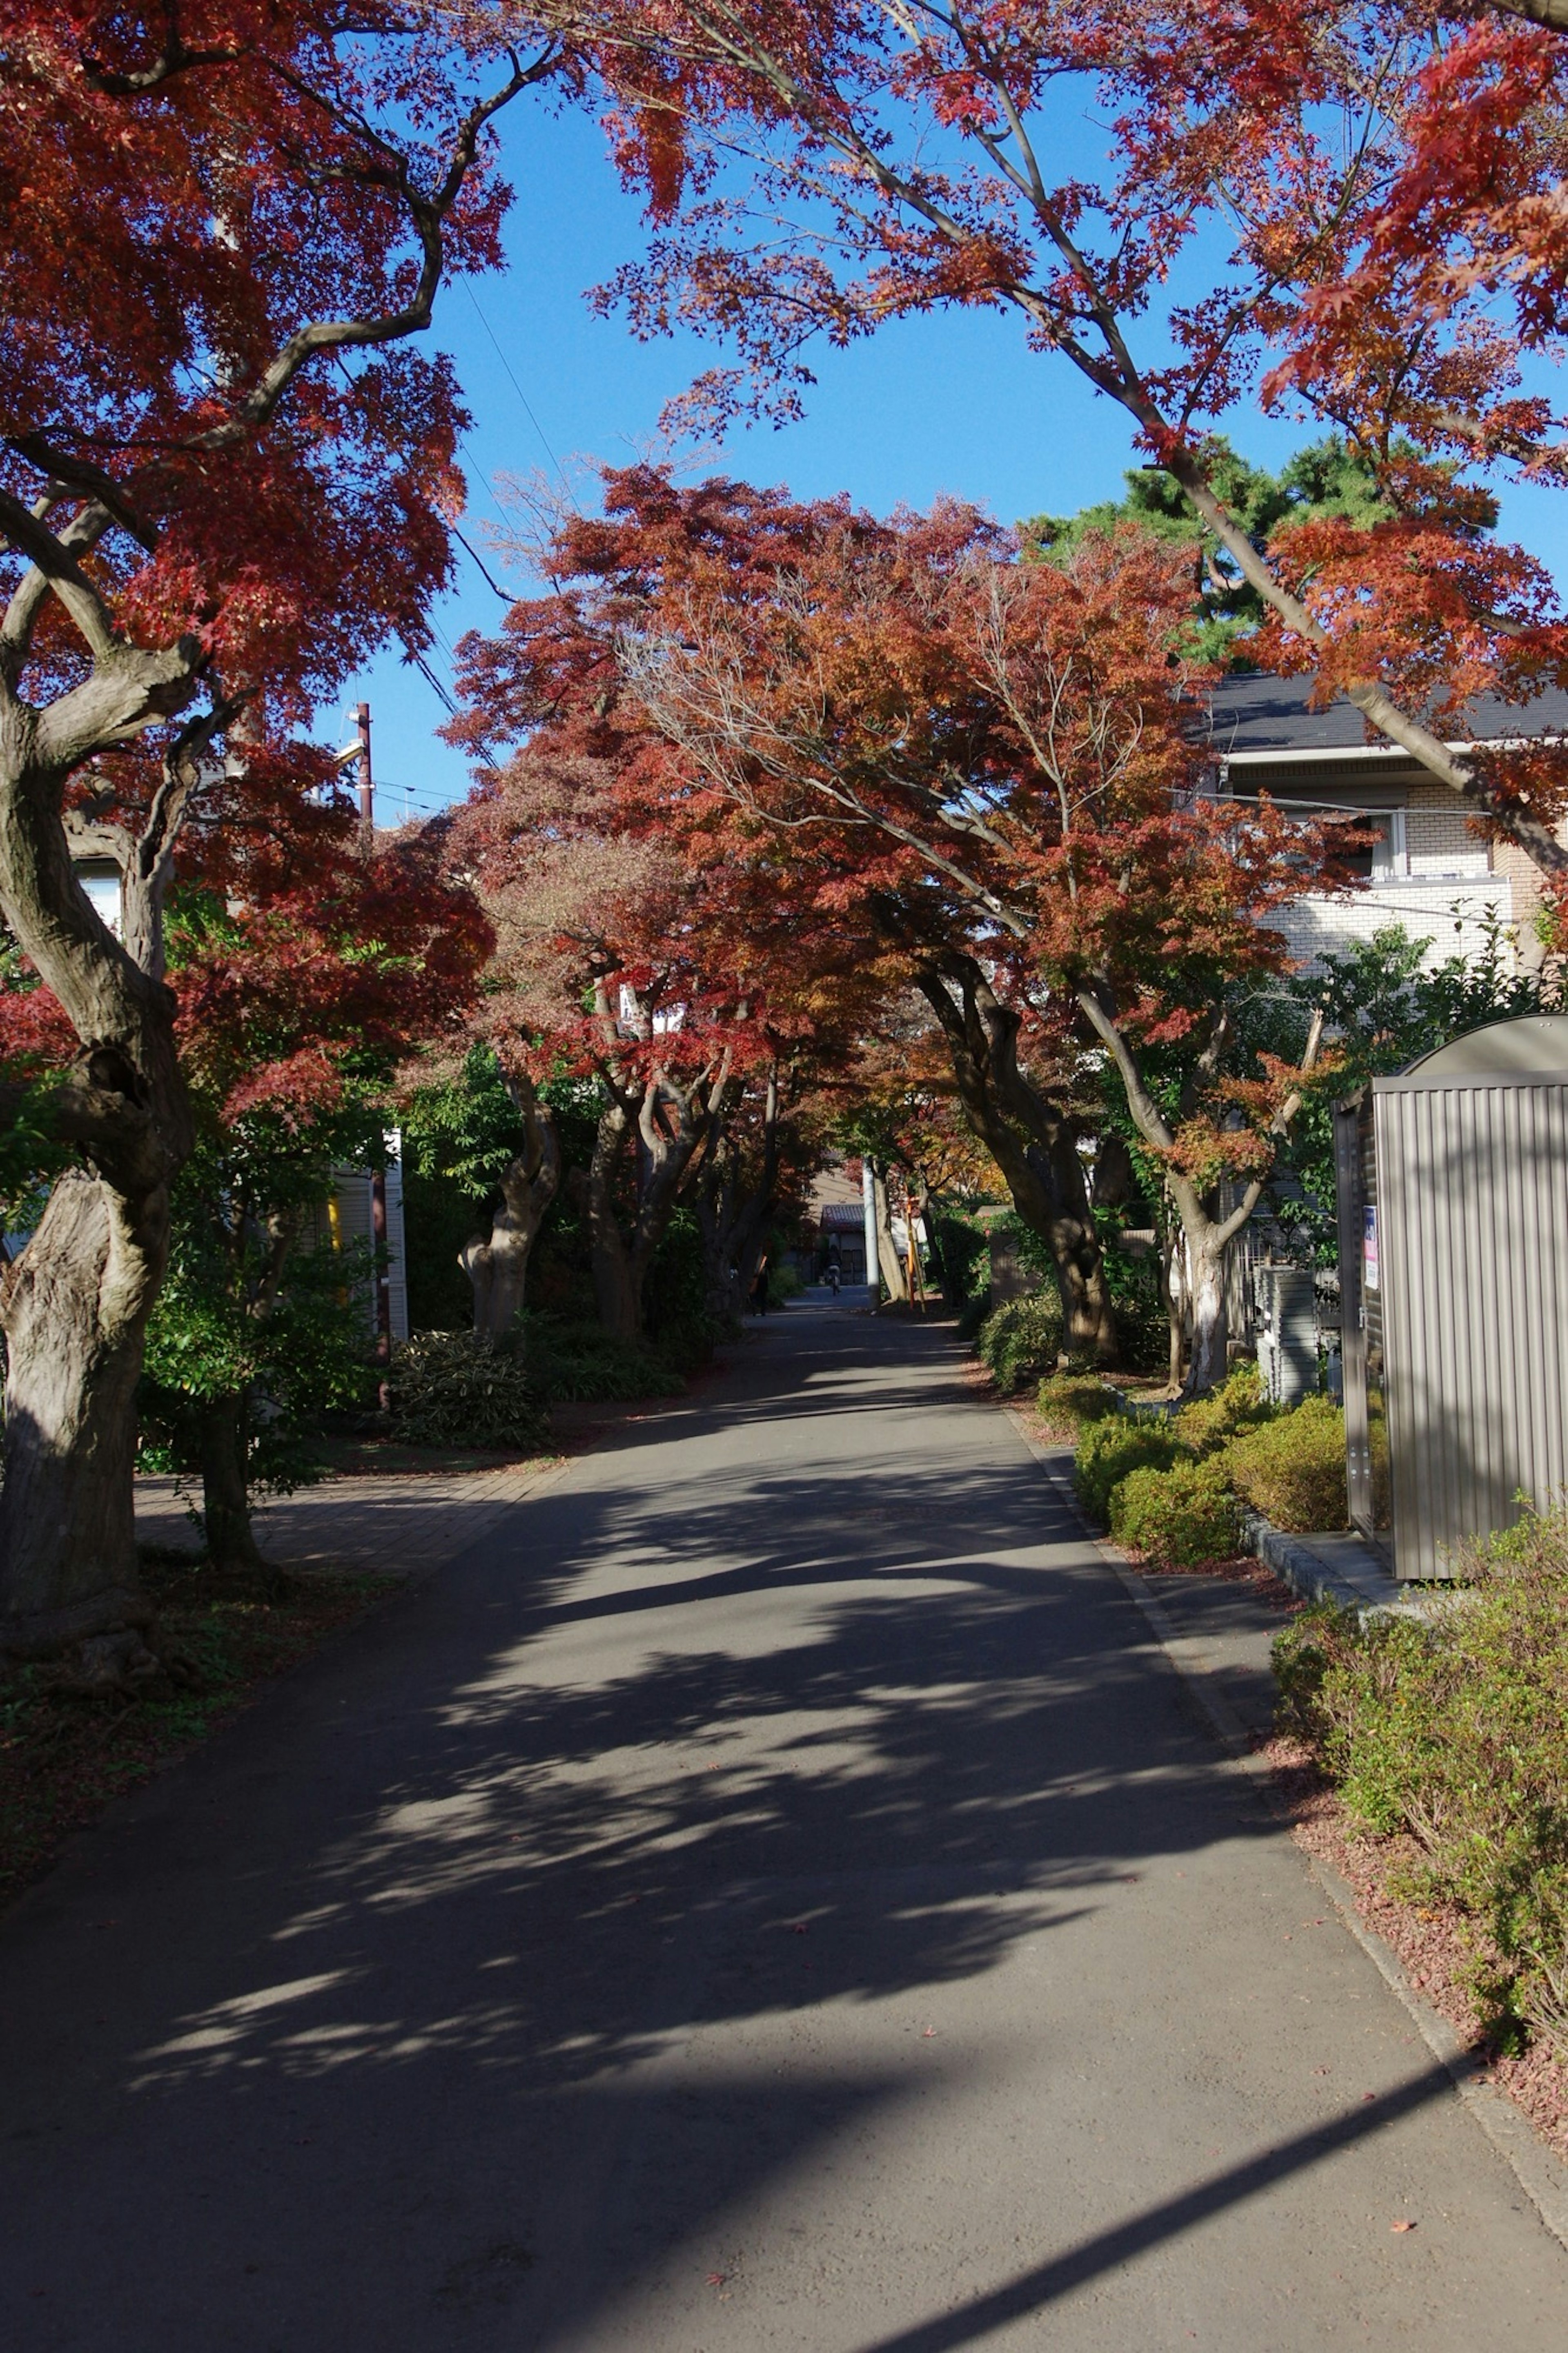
[1205,674,1568,968]
[322,1150,410,1349]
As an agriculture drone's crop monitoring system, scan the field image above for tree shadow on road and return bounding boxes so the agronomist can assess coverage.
[0,1311,1408,2352]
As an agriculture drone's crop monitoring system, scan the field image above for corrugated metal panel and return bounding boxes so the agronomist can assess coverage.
[1374,1075,1568,1577]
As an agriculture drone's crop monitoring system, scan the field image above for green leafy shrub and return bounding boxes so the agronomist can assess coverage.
[521,1317,685,1403]
[1225,1396,1348,1531]
[1074,1416,1182,1523]
[386,1331,551,1452]
[976,1289,1065,1394]
[956,1284,992,1343]
[1036,1373,1118,1441]
[1173,1361,1276,1458]
[1273,1527,1568,2056]
[1110,1456,1243,1567]
[930,1209,990,1317]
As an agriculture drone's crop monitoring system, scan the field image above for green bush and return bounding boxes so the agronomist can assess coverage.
[1273,1523,1568,2056]
[976,1289,1065,1394]
[1173,1361,1276,1458]
[930,1208,991,1317]
[386,1331,552,1452]
[1225,1395,1348,1531]
[1110,1455,1244,1567]
[1074,1416,1183,1523]
[521,1316,686,1403]
[1036,1372,1118,1441]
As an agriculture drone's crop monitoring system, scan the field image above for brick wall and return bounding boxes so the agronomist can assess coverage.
[1402,783,1490,878]
[1275,876,1517,970]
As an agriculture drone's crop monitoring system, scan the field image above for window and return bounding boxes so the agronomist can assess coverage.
[1339,811,1405,880]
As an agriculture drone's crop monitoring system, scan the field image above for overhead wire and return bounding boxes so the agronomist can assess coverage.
[461,277,578,506]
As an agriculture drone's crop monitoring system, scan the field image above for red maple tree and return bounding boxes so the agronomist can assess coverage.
[0,4,560,1666]
[544,0,1568,875]
[454,463,1351,1388]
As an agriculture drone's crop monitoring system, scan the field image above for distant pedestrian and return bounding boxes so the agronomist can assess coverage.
[751,1255,770,1316]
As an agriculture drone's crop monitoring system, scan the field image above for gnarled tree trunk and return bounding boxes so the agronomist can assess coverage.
[695,1068,782,1325]
[0,1169,166,1663]
[870,1162,911,1304]
[584,983,739,1342]
[461,1075,561,1339]
[916,954,1117,1363]
[1076,986,1324,1398]
[0,655,216,1666]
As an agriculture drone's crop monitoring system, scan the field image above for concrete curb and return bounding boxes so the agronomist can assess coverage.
[1000,1402,1568,2262]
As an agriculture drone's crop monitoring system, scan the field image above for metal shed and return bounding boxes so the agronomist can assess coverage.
[1334,1014,1568,1579]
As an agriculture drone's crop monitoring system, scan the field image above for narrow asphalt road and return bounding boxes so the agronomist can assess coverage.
[4,1307,1568,2350]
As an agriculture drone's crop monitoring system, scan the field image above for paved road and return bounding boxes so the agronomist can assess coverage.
[4,1307,1568,2349]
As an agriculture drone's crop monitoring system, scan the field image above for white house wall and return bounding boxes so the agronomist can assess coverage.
[1274,875,1516,972]
[328,1144,410,1347]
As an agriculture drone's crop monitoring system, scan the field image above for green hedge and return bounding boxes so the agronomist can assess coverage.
[1070,1378,1347,1563]
[386,1331,551,1452]
[1274,1519,1568,2056]
[1073,1417,1182,1523]
[1172,1362,1276,1458]
[1036,1373,1118,1441]
[1109,1455,1243,1568]
[976,1289,1065,1394]
[521,1317,685,1403]
[1225,1396,1348,1532]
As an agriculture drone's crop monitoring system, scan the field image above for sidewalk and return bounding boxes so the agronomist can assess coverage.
[5,1305,1565,2351]
[134,1456,566,1581]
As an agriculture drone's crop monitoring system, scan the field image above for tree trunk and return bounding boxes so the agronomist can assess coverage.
[871,1164,911,1303]
[915,957,1118,1364]
[583,1028,736,1342]
[585,1109,641,1343]
[461,1082,561,1340]
[695,1071,782,1326]
[1159,1229,1185,1396]
[1048,1121,1119,1362]
[197,1393,271,1576]
[0,1170,165,1671]
[1184,1232,1230,1399]
[0,714,209,1668]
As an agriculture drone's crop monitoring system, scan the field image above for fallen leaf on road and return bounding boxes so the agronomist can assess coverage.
[921,2027,936,2038]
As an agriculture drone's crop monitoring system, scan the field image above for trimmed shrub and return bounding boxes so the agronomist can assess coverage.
[1110,1456,1244,1567]
[1036,1372,1118,1442]
[521,1317,685,1403]
[1173,1361,1276,1459]
[386,1331,551,1452]
[1273,1523,1568,2055]
[976,1288,1065,1394]
[1074,1416,1182,1524]
[1225,1395,1348,1531]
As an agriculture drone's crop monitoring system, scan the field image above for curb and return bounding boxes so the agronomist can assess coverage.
[1001,1403,1568,2261]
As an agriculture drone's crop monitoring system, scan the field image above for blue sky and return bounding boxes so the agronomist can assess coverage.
[338,99,1568,823]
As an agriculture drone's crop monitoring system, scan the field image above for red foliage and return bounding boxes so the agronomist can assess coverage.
[537,0,1568,846]
[0,2,545,704]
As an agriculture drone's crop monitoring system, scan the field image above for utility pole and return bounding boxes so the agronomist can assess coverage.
[356,700,373,845]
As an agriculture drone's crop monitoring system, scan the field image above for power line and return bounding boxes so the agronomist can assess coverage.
[450,518,513,604]
[461,279,578,509]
